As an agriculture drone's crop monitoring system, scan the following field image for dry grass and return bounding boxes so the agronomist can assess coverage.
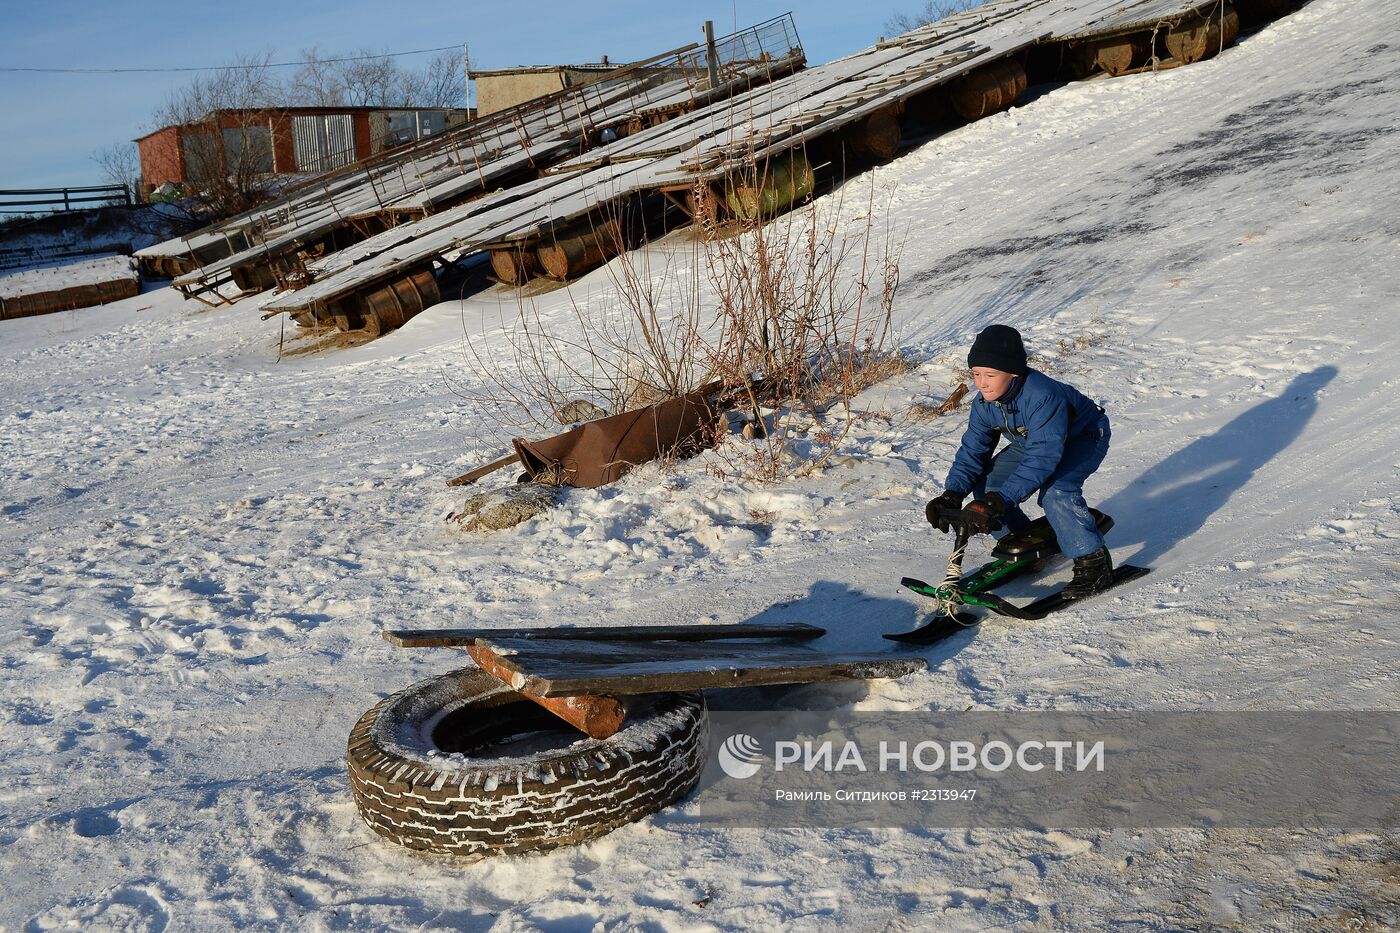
[274,323,375,357]
[845,348,915,395]
[1029,317,1108,375]
[909,393,968,420]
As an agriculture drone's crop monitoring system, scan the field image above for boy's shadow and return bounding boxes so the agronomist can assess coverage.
[743,579,920,650]
[706,581,964,712]
[1099,366,1337,567]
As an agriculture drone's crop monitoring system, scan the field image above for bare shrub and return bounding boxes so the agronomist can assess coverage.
[457,155,903,482]
[92,143,140,202]
[457,201,710,434]
[148,52,283,219]
[699,166,902,479]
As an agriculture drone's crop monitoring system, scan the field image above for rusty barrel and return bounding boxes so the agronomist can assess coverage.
[1165,3,1240,64]
[333,309,363,332]
[488,245,542,285]
[139,254,183,279]
[1068,34,1151,77]
[231,262,277,292]
[948,58,1028,122]
[361,267,439,334]
[846,107,903,163]
[723,150,816,223]
[535,218,625,281]
[191,238,237,266]
[0,278,139,320]
[165,254,198,277]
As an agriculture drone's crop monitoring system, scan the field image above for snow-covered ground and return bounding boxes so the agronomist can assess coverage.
[2,0,1398,928]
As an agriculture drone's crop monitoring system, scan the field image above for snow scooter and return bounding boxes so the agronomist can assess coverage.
[885,505,1149,645]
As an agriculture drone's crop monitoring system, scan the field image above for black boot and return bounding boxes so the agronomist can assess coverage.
[1063,547,1113,599]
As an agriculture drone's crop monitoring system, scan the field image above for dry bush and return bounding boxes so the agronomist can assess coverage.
[698,165,902,479]
[457,206,709,433]
[457,155,904,482]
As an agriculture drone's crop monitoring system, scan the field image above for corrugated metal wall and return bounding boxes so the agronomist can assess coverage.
[325,114,354,169]
[180,131,221,184]
[291,114,356,173]
[221,126,273,174]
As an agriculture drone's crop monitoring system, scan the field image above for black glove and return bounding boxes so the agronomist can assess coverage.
[925,490,965,533]
[960,492,1006,535]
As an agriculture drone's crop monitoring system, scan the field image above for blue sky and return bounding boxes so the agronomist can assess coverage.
[0,1,908,190]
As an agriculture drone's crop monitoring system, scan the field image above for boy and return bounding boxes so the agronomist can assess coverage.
[926,324,1113,598]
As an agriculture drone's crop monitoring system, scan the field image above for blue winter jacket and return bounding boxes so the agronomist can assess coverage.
[944,368,1108,504]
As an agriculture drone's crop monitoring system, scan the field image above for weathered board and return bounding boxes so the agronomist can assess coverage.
[468,637,927,696]
[383,621,826,648]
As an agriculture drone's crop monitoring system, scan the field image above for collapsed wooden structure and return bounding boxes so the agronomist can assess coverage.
[256,0,1265,336]
[138,0,1291,340]
[135,16,805,310]
[0,254,140,321]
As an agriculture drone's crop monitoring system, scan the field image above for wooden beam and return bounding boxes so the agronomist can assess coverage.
[383,621,826,648]
[466,644,625,739]
[469,637,926,696]
[937,382,969,415]
[446,452,520,487]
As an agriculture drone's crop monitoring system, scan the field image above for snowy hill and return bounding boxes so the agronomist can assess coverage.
[1,0,1397,928]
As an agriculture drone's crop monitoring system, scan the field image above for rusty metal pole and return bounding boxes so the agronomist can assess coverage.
[704,20,719,88]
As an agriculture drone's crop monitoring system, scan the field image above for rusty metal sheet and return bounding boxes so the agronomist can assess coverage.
[512,387,717,488]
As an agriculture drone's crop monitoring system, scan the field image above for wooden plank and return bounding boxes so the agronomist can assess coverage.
[466,644,625,739]
[382,621,826,648]
[445,452,520,487]
[472,637,926,696]
[938,382,970,415]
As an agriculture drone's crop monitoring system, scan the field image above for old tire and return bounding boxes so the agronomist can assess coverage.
[347,668,707,858]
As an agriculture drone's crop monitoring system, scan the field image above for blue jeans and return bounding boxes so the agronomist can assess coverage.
[972,421,1111,559]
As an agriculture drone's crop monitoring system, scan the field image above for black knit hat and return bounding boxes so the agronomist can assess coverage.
[967,324,1028,375]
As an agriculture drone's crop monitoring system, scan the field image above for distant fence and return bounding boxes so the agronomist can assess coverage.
[0,184,132,214]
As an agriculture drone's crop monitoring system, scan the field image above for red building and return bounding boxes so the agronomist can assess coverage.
[135,106,472,194]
